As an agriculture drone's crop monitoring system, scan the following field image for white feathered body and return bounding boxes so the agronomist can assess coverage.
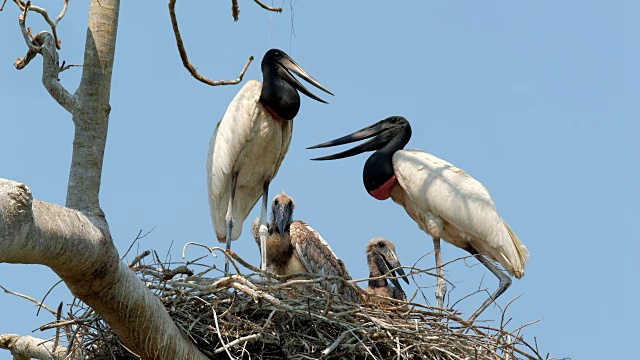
[389,149,529,278]
[207,80,293,242]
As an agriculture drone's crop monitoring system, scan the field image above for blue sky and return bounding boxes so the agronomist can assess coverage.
[0,1,636,359]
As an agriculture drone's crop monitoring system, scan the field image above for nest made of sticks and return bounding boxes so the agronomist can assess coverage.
[36,246,549,360]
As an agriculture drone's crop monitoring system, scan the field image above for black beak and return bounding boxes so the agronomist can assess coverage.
[279,55,333,104]
[376,249,409,292]
[307,121,390,160]
[274,202,293,234]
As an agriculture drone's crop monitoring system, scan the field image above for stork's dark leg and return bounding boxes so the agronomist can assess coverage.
[258,180,270,272]
[433,236,446,308]
[224,172,238,276]
[466,248,512,324]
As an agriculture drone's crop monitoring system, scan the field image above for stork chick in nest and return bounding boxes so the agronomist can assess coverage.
[365,237,409,301]
[252,192,358,302]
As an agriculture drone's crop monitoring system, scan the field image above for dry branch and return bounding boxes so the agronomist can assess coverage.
[168,0,253,86]
[13,0,68,50]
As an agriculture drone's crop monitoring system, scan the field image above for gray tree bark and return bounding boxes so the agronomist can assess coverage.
[0,0,208,359]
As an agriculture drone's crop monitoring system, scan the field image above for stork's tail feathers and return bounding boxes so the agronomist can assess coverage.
[504,222,529,279]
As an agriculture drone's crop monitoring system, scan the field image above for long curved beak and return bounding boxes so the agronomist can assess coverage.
[308,121,388,160]
[374,249,409,293]
[382,249,409,285]
[279,56,333,104]
[274,202,293,234]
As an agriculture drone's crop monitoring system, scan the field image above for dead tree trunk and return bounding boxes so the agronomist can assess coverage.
[0,0,208,358]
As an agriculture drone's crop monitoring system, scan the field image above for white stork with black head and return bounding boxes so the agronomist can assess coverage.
[207,49,332,275]
[308,116,529,322]
[251,192,359,302]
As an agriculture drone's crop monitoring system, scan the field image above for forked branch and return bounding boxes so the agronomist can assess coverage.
[231,0,282,21]
[13,0,69,50]
[168,0,253,86]
[14,1,77,112]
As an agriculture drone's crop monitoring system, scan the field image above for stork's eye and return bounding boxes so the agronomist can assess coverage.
[378,242,385,248]
[390,117,398,124]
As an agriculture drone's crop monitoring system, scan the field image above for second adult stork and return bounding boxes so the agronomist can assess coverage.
[207,49,332,274]
[309,116,529,323]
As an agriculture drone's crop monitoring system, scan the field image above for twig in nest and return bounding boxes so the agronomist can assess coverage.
[37,279,63,316]
[128,250,151,268]
[53,302,63,353]
[168,0,253,86]
[162,265,194,280]
[122,227,157,260]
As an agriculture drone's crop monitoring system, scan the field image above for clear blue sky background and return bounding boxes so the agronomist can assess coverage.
[0,1,636,359]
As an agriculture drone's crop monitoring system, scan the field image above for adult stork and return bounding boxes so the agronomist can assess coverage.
[207,49,332,274]
[365,238,409,302]
[251,193,359,302]
[308,116,529,322]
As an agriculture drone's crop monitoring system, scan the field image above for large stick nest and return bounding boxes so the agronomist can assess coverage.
[37,247,547,359]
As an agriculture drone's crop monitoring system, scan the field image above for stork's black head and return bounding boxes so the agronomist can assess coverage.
[260,49,333,121]
[308,116,412,199]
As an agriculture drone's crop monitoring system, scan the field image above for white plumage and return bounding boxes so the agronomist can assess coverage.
[390,149,529,278]
[309,115,529,322]
[207,80,292,242]
[207,49,332,275]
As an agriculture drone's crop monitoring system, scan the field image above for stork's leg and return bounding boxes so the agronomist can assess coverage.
[258,180,270,272]
[433,236,446,308]
[224,172,238,276]
[466,249,512,324]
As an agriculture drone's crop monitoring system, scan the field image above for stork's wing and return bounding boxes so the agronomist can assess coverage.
[207,81,263,242]
[289,221,359,301]
[392,150,529,278]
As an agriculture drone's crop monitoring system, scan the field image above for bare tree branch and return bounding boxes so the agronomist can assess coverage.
[14,2,77,113]
[0,285,57,316]
[0,334,67,360]
[253,0,283,13]
[168,0,253,86]
[13,0,68,49]
[232,0,239,21]
[0,178,209,359]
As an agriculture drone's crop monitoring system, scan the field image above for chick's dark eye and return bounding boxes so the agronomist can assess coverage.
[378,242,385,248]
[288,201,292,206]
[275,199,279,205]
